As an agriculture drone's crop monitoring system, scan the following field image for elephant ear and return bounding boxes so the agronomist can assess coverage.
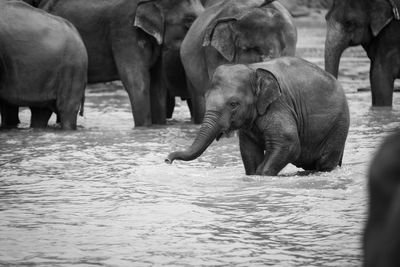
[134,0,164,45]
[253,68,282,115]
[203,18,236,62]
[370,0,395,36]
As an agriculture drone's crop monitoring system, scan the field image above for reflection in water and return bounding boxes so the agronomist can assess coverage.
[1,28,400,266]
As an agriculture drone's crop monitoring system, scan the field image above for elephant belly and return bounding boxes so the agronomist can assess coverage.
[85,40,119,84]
[0,74,58,107]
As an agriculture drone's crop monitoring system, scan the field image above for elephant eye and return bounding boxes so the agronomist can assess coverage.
[229,102,240,109]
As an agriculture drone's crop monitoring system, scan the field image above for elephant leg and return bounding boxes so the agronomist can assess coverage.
[187,79,205,124]
[239,130,264,175]
[186,98,193,118]
[256,131,300,176]
[112,36,153,127]
[370,59,395,106]
[166,92,175,119]
[315,121,349,171]
[56,113,61,124]
[30,107,52,128]
[0,103,20,128]
[56,65,86,130]
[150,60,167,124]
[315,150,343,172]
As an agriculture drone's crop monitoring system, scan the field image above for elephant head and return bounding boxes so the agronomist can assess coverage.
[202,0,296,64]
[165,64,281,163]
[364,131,400,267]
[325,0,396,77]
[134,0,204,50]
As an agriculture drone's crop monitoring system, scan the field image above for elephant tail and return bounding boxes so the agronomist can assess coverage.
[79,95,85,117]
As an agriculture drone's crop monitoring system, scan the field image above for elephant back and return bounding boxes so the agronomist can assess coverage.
[249,57,341,98]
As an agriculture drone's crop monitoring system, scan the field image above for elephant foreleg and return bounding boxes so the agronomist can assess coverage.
[30,107,52,128]
[256,133,300,176]
[112,41,152,127]
[239,130,264,175]
[370,58,395,106]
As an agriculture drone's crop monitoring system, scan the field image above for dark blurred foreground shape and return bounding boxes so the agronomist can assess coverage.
[364,130,400,267]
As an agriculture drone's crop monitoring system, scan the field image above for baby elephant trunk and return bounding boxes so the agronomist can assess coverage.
[165,111,222,164]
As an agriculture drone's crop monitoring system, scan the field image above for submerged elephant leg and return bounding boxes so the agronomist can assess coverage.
[239,130,264,175]
[256,130,300,176]
[30,107,52,128]
[0,103,20,128]
[370,58,395,106]
[56,65,86,130]
[315,120,349,171]
[150,60,167,124]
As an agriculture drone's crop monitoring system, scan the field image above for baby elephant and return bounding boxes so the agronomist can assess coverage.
[166,57,350,176]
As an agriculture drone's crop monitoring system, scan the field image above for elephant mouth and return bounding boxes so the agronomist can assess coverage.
[216,128,235,141]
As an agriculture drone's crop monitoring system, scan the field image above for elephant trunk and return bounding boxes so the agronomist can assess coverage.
[165,110,222,164]
[324,24,348,78]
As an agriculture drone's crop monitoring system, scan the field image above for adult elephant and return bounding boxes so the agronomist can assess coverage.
[181,0,297,123]
[325,0,400,106]
[166,58,350,176]
[25,0,204,127]
[0,1,87,130]
[364,131,400,267]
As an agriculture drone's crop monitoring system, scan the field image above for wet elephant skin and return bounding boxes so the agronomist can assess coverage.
[167,57,350,176]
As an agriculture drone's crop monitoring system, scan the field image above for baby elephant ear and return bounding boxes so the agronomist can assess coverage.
[254,68,282,115]
[203,18,236,62]
[134,0,165,45]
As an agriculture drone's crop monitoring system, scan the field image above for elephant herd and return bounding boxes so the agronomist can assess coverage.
[1,0,400,265]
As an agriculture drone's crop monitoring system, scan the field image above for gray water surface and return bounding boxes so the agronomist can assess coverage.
[1,27,400,267]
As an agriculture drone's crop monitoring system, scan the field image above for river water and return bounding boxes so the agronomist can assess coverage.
[1,26,400,266]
